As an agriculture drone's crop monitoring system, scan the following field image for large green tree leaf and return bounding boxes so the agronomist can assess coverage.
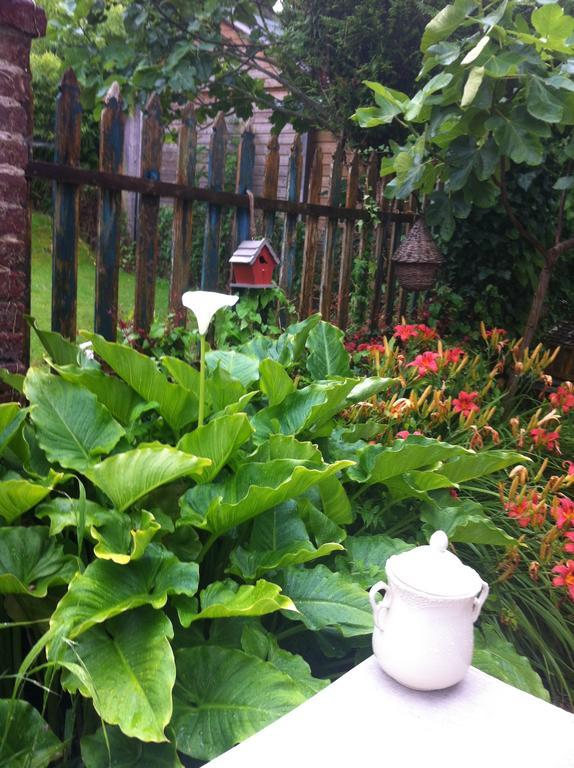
[335,534,414,588]
[0,471,63,524]
[177,414,253,483]
[81,727,182,768]
[172,645,307,761]
[421,499,515,546]
[175,579,296,627]
[305,321,351,379]
[24,368,124,471]
[83,444,210,512]
[473,624,550,701]
[0,527,78,598]
[0,699,62,767]
[85,334,197,431]
[421,0,475,51]
[60,607,175,743]
[50,545,198,642]
[181,457,352,536]
[275,564,372,637]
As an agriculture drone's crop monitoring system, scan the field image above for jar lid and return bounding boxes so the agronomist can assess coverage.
[386,531,482,598]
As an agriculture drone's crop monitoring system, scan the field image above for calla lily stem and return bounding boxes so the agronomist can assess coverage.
[198,333,206,428]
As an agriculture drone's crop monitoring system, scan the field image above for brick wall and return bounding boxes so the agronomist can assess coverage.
[0,0,46,390]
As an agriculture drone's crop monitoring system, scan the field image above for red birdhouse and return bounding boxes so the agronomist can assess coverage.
[230,238,280,288]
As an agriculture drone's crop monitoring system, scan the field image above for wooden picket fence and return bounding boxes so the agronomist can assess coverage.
[26,70,416,342]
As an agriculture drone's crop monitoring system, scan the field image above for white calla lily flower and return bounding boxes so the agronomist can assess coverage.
[182,290,239,335]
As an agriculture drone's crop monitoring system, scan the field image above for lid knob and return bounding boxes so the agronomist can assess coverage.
[429,530,448,553]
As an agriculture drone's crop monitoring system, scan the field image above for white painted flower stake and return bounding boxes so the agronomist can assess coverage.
[181,291,239,427]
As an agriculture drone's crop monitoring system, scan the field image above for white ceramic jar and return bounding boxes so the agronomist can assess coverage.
[369,530,489,691]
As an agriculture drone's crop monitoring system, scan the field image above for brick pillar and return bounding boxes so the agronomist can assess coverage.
[0,0,46,391]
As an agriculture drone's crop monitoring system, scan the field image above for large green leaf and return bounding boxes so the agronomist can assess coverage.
[275,564,372,637]
[526,77,565,123]
[28,317,82,365]
[50,545,199,642]
[384,470,456,502]
[487,113,544,165]
[24,368,124,471]
[0,471,63,523]
[335,534,414,588]
[60,607,175,743]
[181,456,352,536]
[177,414,253,483]
[83,444,210,512]
[91,509,161,564]
[209,365,248,415]
[172,645,307,761]
[0,699,62,767]
[259,358,295,406]
[36,497,117,536]
[252,379,357,441]
[0,527,78,598]
[421,499,515,546]
[228,501,344,580]
[532,2,574,41]
[205,350,260,387]
[175,579,296,627]
[81,727,182,768]
[438,450,525,483]
[0,403,26,457]
[305,321,351,379]
[348,437,468,485]
[161,355,200,393]
[421,0,475,51]
[85,334,197,431]
[473,625,550,701]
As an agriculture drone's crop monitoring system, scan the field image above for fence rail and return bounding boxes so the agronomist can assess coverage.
[26,71,417,345]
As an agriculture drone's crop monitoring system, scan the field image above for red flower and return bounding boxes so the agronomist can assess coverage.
[485,328,507,338]
[564,532,574,554]
[416,324,438,342]
[564,461,574,477]
[505,493,547,528]
[552,560,574,601]
[394,324,420,342]
[530,428,561,453]
[443,347,465,364]
[406,351,440,378]
[396,430,423,439]
[552,496,574,529]
[549,385,574,415]
[452,391,480,417]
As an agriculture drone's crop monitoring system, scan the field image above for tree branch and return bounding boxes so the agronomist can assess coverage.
[495,163,547,258]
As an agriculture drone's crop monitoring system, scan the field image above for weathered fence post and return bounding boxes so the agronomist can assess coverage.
[263,134,280,242]
[169,103,197,325]
[0,0,46,385]
[319,139,344,320]
[336,151,360,328]
[134,93,163,334]
[383,202,402,329]
[370,173,389,331]
[52,69,81,340]
[299,147,323,318]
[234,121,255,247]
[278,135,302,299]
[95,81,124,340]
[202,112,227,291]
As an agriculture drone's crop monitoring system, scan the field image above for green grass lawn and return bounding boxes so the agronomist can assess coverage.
[31,212,169,364]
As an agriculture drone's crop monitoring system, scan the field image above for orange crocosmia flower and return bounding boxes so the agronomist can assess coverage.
[552,560,574,601]
[394,324,420,342]
[452,391,480,416]
[549,386,574,415]
[406,351,440,378]
[530,428,561,453]
[443,347,465,364]
[552,496,574,529]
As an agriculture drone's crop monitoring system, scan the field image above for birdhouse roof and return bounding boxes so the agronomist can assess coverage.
[230,238,280,265]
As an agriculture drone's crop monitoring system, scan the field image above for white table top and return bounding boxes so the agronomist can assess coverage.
[206,656,574,768]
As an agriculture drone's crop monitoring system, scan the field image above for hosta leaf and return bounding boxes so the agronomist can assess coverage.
[473,625,550,701]
[0,527,78,598]
[50,545,199,642]
[175,579,296,627]
[81,726,183,768]
[91,509,161,564]
[177,414,253,483]
[85,334,197,431]
[305,321,351,379]
[181,457,352,536]
[36,497,117,536]
[60,607,175,743]
[83,444,210,512]
[252,379,357,441]
[205,350,260,387]
[259,358,294,406]
[0,403,26,457]
[275,564,372,637]
[421,499,515,546]
[348,437,468,485]
[0,699,62,767]
[172,645,307,761]
[24,368,124,471]
[438,450,526,483]
[335,534,414,588]
[0,472,63,523]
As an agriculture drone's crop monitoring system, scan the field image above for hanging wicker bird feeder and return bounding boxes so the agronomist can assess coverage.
[392,217,444,291]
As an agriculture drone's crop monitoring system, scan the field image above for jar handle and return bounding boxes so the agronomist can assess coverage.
[472,580,489,622]
[369,580,392,631]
